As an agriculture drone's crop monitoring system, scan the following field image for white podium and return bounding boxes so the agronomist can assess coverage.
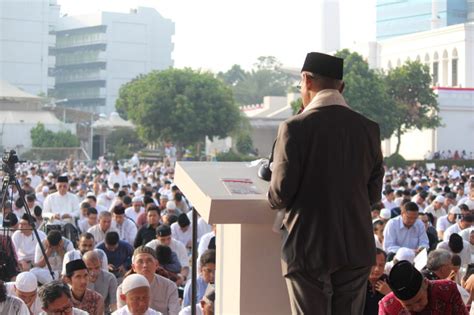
[174,161,291,315]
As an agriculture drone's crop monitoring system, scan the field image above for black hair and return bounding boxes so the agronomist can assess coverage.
[80,202,91,209]
[123,196,132,205]
[47,230,62,246]
[200,249,216,266]
[87,207,98,216]
[375,248,387,260]
[402,201,419,212]
[155,245,172,265]
[105,231,119,246]
[34,205,42,217]
[86,195,97,202]
[38,280,72,309]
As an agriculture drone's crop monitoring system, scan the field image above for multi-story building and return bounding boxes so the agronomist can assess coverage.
[376,0,471,40]
[54,7,174,114]
[0,0,59,95]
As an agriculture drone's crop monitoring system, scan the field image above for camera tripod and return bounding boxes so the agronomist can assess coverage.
[1,150,54,280]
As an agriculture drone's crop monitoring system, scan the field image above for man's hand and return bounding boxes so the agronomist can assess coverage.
[53,214,61,220]
[19,260,31,271]
[61,213,71,219]
[375,280,391,295]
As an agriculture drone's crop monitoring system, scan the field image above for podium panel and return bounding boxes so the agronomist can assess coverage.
[174,162,291,315]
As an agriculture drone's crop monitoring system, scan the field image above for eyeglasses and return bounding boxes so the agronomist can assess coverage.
[296,73,314,90]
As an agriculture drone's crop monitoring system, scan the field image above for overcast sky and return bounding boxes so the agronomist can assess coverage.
[57,0,376,72]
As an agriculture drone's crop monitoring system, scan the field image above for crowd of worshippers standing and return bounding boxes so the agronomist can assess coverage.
[366,163,474,314]
[0,157,215,315]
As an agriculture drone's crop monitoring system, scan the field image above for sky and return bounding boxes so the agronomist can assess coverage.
[57,0,376,73]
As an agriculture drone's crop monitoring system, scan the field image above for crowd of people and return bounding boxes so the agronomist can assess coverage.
[424,149,474,160]
[367,163,474,314]
[0,156,215,315]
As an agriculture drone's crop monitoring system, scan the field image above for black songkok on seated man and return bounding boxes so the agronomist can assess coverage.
[156,224,171,237]
[388,260,423,300]
[66,259,87,276]
[57,176,68,183]
[301,52,344,80]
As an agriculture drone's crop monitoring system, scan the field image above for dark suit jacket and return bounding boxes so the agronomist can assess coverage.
[268,104,384,276]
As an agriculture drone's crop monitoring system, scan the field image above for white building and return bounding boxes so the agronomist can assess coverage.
[0,0,59,95]
[0,80,75,152]
[350,22,474,160]
[54,7,174,114]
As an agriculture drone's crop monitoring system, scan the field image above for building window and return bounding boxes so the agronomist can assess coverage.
[432,62,439,85]
[452,59,458,86]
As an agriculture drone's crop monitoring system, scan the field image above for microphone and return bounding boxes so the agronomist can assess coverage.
[257,139,276,182]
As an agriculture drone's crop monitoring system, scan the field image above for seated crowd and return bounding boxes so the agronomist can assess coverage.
[365,163,474,314]
[0,158,216,315]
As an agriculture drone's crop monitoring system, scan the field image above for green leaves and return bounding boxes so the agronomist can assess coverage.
[217,56,293,105]
[335,49,397,140]
[116,68,241,148]
[30,123,80,147]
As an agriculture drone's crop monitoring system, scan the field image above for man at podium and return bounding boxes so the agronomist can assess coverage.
[268,52,384,314]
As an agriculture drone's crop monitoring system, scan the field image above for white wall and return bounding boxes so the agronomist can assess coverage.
[0,0,59,95]
[1,122,76,150]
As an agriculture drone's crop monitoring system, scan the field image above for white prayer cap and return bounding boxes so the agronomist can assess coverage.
[122,274,149,294]
[166,201,176,210]
[15,272,38,292]
[132,196,142,203]
[395,247,416,264]
[466,199,474,211]
[47,172,54,177]
[42,186,49,193]
[434,195,445,203]
[449,206,461,214]
[106,191,115,199]
[86,191,96,197]
[380,208,391,220]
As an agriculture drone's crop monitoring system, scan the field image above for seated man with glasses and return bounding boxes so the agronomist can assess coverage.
[182,249,215,308]
[38,280,88,315]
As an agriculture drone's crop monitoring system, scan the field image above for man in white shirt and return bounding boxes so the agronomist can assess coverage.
[171,214,192,249]
[108,165,128,189]
[436,206,460,240]
[112,205,137,245]
[179,284,214,315]
[443,214,474,241]
[424,195,447,223]
[35,186,49,207]
[437,233,471,267]
[113,274,161,315]
[382,188,397,211]
[87,211,117,245]
[124,197,144,224]
[77,207,98,233]
[29,166,42,189]
[448,165,461,180]
[12,214,47,271]
[32,230,74,284]
[146,224,190,281]
[6,271,42,315]
[43,176,80,223]
[61,232,108,275]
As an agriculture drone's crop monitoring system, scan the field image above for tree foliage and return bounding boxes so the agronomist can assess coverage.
[107,128,145,160]
[116,68,242,149]
[30,123,79,147]
[217,56,293,105]
[385,61,441,153]
[335,49,398,140]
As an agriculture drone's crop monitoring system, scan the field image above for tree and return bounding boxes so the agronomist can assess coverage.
[219,56,294,105]
[116,68,242,154]
[335,49,398,140]
[30,123,79,147]
[385,61,441,154]
[107,128,145,160]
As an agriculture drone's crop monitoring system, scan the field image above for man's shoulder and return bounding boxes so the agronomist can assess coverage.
[379,292,403,311]
[155,273,177,289]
